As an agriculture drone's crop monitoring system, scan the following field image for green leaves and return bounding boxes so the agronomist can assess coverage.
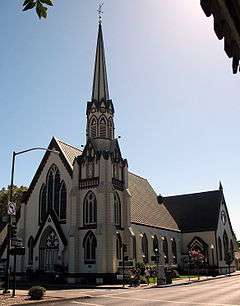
[22,0,54,19]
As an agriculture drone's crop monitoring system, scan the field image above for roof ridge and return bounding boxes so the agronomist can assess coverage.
[165,189,220,199]
[54,137,82,152]
[129,171,147,181]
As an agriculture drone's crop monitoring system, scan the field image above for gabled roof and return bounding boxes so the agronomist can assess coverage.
[128,173,179,232]
[164,190,222,233]
[24,137,82,203]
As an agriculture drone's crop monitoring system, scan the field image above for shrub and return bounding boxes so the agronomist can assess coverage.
[28,286,46,300]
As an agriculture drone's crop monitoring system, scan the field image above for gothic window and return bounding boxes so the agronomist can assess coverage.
[90,117,97,138]
[59,182,67,221]
[141,233,148,263]
[83,191,97,226]
[116,233,122,260]
[28,236,34,265]
[162,237,169,264]
[39,165,66,223]
[171,238,177,264]
[218,237,223,261]
[132,236,137,260]
[114,193,121,227]
[99,116,107,138]
[230,239,234,254]
[223,231,229,256]
[108,117,114,139]
[54,170,61,217]
[83,231,97,264]
[113,163,120,180]
[152,236,159,254]
[39,184,47,223]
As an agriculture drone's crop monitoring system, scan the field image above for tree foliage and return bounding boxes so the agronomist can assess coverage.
[22,0,54,19]
[0,185,28,223]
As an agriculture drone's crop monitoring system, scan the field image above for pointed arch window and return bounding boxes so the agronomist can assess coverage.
[39,184,47,223]
[132,236,137,261]
[223,231,229,256]
[90,117,97,138]
[116,233,122,260]
[114,193,121,227]
[171,238,177,264]
[162,237,169,264]
[152,235,159,254]
[39,165,67,224]
[83,231,97,264]
[99,117,107,138]
[218,237,223,261]
[83,191,97,226]
[28,236,34,265]
[141,233,148,263]
[108,118,114,139]
[60,182,67,221]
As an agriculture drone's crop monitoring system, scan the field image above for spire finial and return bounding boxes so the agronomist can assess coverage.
[97,2,104,24]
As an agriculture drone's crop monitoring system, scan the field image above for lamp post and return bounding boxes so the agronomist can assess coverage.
[3,147,59,296]
[210,244,215,266]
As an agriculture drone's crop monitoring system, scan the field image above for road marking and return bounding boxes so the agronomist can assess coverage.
[96,294,240,306]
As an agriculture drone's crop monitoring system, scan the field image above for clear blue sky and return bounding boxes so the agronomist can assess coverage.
[1,1,240,237]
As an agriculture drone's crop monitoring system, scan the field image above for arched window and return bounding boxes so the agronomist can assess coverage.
[230,239,234,254]
[83,231,97,264]
[99,117,107,138]
[60,182,67,221]
[142,233,148,263]
[83,191,97,225]
[47,170,54,211]
[28,236,34,265]
[152,235,159,254]
[132,236,137,260]
[114,193,121,227]
[54,170,61,217]
[171,238,177,264]
[108,118,114,139]
[116,233,122,260]
[162,237,169,264]
[223,231,229,256]
[218,237,223,261]
[39,184,47,223]
[90,117,97,138]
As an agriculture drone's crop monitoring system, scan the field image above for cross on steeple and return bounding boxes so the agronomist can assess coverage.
[97,2,104,24]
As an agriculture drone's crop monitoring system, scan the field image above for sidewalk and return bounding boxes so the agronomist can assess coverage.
[2,271,240,305]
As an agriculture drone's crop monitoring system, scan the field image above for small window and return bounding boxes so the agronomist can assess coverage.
[83,191,97,225]
[142,233,148,263]
[114,193,121,227]
[83,231,97,263]
[162,237,169,264]
[152,236,159,254]
[99,117,107,138]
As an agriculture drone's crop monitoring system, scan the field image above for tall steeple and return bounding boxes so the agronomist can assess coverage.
[92,23,109,102]
[86,21,115,141]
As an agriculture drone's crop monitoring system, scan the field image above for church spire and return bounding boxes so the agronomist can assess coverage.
[91,22,109,102]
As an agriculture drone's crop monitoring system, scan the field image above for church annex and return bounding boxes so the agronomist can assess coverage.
[1,22,237,284]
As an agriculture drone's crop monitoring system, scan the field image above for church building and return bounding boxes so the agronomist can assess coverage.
[0,21,237,284]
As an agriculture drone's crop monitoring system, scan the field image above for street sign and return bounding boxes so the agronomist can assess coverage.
[7,202,16,216]
[11,239,23,248]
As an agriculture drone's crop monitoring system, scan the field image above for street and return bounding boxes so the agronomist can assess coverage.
[46,275,240,306]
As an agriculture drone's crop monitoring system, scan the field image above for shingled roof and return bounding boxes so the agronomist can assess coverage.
[164,190,222,233]
[128,173,179,231]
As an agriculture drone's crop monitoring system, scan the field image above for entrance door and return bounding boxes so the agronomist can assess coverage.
[39,226,59,272]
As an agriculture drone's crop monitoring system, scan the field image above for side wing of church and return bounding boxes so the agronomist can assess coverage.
[0,22,237,284]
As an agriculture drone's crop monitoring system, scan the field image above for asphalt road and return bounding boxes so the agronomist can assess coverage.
[46,275,240,306]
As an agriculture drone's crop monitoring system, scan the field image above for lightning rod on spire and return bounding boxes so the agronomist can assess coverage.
[97,2,104,24]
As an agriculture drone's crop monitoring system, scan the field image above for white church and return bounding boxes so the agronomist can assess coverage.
[0,22,237,284]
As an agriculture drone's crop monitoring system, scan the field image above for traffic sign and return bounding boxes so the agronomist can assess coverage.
[8,202,16,216]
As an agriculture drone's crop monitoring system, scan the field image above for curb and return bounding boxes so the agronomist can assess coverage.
[19,295,91,306]
[154,272,240,288]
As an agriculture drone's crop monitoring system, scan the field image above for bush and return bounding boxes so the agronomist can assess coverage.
[28,286,46,300]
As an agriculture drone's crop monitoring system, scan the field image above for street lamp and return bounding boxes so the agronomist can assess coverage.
[3,147,59,296]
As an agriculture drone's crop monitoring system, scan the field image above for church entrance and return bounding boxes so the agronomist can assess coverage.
[39,226,60,272]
